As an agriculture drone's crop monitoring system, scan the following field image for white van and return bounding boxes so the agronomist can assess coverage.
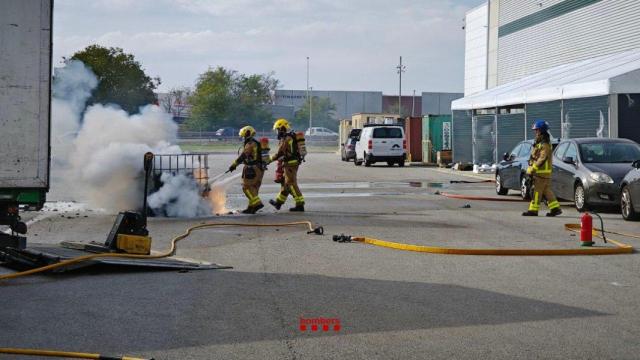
[354,124,406,167]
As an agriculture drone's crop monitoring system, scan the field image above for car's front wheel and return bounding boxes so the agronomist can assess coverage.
[495,174,508,195]
[621,186,640,221]
[574,183,588,212]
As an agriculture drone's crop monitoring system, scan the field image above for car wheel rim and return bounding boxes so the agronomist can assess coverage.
[496,175,501,192]
[622,189,631,217]
[521,178,527,198]
[575,186,585,209]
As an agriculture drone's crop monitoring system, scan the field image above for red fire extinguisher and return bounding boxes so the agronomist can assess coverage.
[274,159,284,184]
[580,212,594,247]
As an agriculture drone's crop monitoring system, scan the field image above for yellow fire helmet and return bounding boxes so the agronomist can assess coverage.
[273,118,291,132]
[239,125,256,138]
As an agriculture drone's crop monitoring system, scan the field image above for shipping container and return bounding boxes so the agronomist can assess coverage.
[338,119,353,152]
[404,117,423,162]
[0,0,53,208]
[351,113,402,130]
[422,115,452,163]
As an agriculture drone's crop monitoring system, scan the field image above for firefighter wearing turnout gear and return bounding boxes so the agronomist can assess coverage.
[522,120,563,217]
[268,118,305,212]
[229,126,266,214]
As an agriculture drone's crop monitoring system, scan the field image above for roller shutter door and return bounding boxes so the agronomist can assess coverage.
[473,115,496,164]
[562,96,609,138]
[497,113,525,160]
[453,110,473,163]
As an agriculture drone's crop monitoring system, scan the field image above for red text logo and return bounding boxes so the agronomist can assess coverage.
[299,317,341,332]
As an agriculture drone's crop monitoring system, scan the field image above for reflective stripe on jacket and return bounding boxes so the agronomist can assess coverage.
[530,142,552,177]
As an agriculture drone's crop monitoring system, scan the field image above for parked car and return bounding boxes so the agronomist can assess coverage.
[495,139,559,199]
[341,129,361,162]
[215,127,236,137]
[305,127,338,137]
[551,138,640,211]
[620,159,640,221]
[354,124,406,167]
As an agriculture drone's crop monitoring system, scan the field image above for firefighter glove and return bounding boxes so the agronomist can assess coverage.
[229,164,237,172]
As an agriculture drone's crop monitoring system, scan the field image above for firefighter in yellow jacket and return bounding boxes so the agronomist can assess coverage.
[522,120,562,217]
[268,118,305,212]
[229,126,265,214]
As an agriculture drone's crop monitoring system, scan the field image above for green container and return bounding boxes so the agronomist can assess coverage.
[422,115,452,163]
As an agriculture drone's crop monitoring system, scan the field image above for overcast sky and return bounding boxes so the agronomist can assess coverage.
[53,0,483,94]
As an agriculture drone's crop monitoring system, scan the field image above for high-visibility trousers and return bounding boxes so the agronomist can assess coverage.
[528,175,560,212]
[242,166,264,208]
[274,165,305,206]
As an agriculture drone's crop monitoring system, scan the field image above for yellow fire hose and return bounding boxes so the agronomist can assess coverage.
[345,224,634,256]
[0,220,320,281]
[0,220,321,359]
[0,347,149,360]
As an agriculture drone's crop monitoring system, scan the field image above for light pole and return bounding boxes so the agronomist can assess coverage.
[306,56,312,129]
[412,89,416,117]
[309,86,313,130]
[396,56,406,118]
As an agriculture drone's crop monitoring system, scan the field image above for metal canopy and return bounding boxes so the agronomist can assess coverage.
[453,48,640,110]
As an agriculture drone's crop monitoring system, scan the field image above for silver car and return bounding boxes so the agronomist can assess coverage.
[552,138,640,211]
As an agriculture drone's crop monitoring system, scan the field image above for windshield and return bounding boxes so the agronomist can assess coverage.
[579,142,640,163]
[373,127,403,138]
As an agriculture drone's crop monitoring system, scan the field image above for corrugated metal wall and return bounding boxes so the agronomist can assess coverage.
[453,110,473,163]
[526,101,562,140]
[473,115,497,164]
[497,113,525,159]
[497,0,640,85]
[562,96,609,138]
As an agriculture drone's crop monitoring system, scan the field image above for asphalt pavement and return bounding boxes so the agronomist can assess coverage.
[2,152,640,359]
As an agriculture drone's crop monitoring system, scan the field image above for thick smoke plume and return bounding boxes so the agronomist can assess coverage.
[51,60,214,215]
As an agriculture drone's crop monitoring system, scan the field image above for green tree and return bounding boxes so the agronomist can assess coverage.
[293,96,337,131]
[185,67,280,131]
[67,45,160,114]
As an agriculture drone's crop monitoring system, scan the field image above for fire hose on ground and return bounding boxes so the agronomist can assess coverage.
[332,223,634,256]
[0,220,322,281]
[0,220,323,359]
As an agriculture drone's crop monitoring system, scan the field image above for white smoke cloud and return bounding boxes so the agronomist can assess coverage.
[51,60,98,165]
[50,60,214,215]
[148,173,212,217]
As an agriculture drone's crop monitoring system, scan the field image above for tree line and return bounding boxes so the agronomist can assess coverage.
[58,45,339,132]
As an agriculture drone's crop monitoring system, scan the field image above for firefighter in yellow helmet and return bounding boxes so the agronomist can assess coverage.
[522,120,562,217]
[268,118,305,212]
[228,126,265,214]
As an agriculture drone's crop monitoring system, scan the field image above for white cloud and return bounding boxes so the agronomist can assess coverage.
[53,0,482,93]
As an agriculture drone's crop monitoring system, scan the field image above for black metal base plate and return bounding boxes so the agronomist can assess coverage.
[1,242,231,273]
[0,233,26,250]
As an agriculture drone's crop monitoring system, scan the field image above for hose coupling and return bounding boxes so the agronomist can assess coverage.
[332,234,352,243]
[307,226,324,235]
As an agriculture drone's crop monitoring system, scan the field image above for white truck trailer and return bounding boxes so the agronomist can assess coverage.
[0,0,53,235]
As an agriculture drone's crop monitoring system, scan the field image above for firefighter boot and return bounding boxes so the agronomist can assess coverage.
[289,204,305,212]
[242,203,264,214]
[546,208,563,217]
[521,210,538,216]
[269,199,283,210]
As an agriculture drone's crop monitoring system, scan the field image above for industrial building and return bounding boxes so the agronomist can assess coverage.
[274,90,382,121]
[453,0,640,164]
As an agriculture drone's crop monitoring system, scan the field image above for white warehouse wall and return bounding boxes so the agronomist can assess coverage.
[464,3,489,96]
